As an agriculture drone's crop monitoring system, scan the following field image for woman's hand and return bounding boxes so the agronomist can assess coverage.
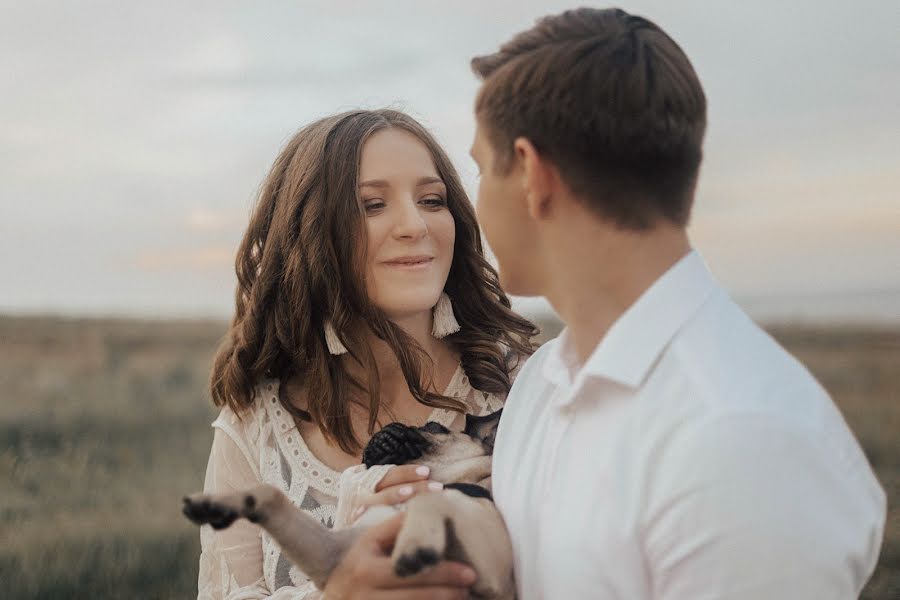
[323,513,475,600]
[374,464,444,503]
[352,465,443,521]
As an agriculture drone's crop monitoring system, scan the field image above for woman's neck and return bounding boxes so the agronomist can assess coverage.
[368,311,455,402]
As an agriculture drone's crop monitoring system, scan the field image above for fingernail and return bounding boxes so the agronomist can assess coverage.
[428,481,443,491]
[415,465,430,477]
[460,567,477,584]
[398,486,413,496]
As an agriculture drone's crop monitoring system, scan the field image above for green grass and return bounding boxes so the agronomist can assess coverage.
[2,531,198,600]
[0,316,219,599]
[1,315,897,598]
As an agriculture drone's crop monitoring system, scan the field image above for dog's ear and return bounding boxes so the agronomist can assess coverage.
[421,421,451,435]
[464,409,503,452]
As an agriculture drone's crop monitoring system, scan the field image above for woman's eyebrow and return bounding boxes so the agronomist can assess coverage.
[358,176,444,188]
[416,176,444,187]
[358,179,390,188]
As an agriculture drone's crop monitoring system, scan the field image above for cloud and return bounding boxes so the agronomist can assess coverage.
[135,246,235,272]
[184,208,246,233]
[2,0,899,320]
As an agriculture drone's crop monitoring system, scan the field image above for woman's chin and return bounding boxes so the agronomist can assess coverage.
[376,300,440,326]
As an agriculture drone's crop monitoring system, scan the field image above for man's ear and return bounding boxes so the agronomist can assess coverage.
[513,137,555,220]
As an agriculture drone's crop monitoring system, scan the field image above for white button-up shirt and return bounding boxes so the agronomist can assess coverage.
[493,251,886,599]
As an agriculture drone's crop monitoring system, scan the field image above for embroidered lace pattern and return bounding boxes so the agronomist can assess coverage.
[196,364,507,599]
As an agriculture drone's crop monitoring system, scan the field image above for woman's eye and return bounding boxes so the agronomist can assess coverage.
[420,196,447,209]
[363,199,385,213]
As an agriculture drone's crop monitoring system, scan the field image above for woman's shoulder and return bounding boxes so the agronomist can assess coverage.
[212,378,280,446]
[214,377,277,414]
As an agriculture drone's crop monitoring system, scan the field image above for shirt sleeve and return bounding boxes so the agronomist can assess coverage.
[642,413,886,600]
[198,424,325,600]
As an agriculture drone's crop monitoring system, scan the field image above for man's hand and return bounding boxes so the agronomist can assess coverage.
[324,512,476,600]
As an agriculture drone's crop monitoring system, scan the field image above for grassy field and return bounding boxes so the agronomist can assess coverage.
[1,315,897,599]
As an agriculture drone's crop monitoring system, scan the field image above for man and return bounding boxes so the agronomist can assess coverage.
[471,7,886,599]
[324,7,885,599]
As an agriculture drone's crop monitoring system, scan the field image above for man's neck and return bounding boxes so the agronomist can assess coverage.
[542,216,691,366]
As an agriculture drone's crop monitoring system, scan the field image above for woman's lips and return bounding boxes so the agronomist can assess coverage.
[383,257,434,270]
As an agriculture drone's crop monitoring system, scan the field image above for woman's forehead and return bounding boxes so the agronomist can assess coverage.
[359,128,441,183]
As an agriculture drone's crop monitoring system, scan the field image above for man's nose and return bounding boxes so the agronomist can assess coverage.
[392,199,428,239]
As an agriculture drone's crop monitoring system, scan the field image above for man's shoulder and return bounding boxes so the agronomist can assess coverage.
[639,292,883,500]
[662,291,829,419]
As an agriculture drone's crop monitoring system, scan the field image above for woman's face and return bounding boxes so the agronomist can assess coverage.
[358,128,456,321]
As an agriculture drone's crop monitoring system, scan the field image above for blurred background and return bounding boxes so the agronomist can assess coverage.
[1,0,897,597]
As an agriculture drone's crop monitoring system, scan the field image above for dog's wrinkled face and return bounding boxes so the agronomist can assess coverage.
[362,409,502,469]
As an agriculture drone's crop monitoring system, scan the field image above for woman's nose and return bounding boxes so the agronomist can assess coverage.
[392,199,428,239]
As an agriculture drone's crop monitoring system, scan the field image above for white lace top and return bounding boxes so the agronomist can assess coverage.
[197,364,506,599]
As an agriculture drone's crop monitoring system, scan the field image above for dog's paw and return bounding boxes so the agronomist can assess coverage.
[394,546,440,577]
[182,493,258,530]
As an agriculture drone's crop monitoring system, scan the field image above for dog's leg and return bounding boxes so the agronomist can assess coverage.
[391,490,515,599]
[442,495,515,600]
[391,492,449,577]
[183,485,360,589]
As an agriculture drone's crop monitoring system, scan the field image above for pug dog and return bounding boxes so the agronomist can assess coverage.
[183,409,514,600]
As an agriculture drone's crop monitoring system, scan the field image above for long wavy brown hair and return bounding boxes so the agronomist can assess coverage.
[210,109,537,453]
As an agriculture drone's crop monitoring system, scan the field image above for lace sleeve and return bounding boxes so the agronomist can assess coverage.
[333,464,395,529]
[212,578,322,600]
[198,420,325,600]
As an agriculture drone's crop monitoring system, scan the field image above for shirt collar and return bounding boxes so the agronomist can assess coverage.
[543,250,718,404]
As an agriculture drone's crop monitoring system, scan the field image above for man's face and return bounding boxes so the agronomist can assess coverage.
[470,122,540,296]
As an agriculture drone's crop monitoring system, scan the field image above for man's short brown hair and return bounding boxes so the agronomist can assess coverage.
[472,8,706,229]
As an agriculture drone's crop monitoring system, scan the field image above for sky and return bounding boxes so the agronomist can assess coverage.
[2,0,899,323]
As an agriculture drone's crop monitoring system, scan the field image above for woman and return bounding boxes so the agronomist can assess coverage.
[197,109,536,599]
